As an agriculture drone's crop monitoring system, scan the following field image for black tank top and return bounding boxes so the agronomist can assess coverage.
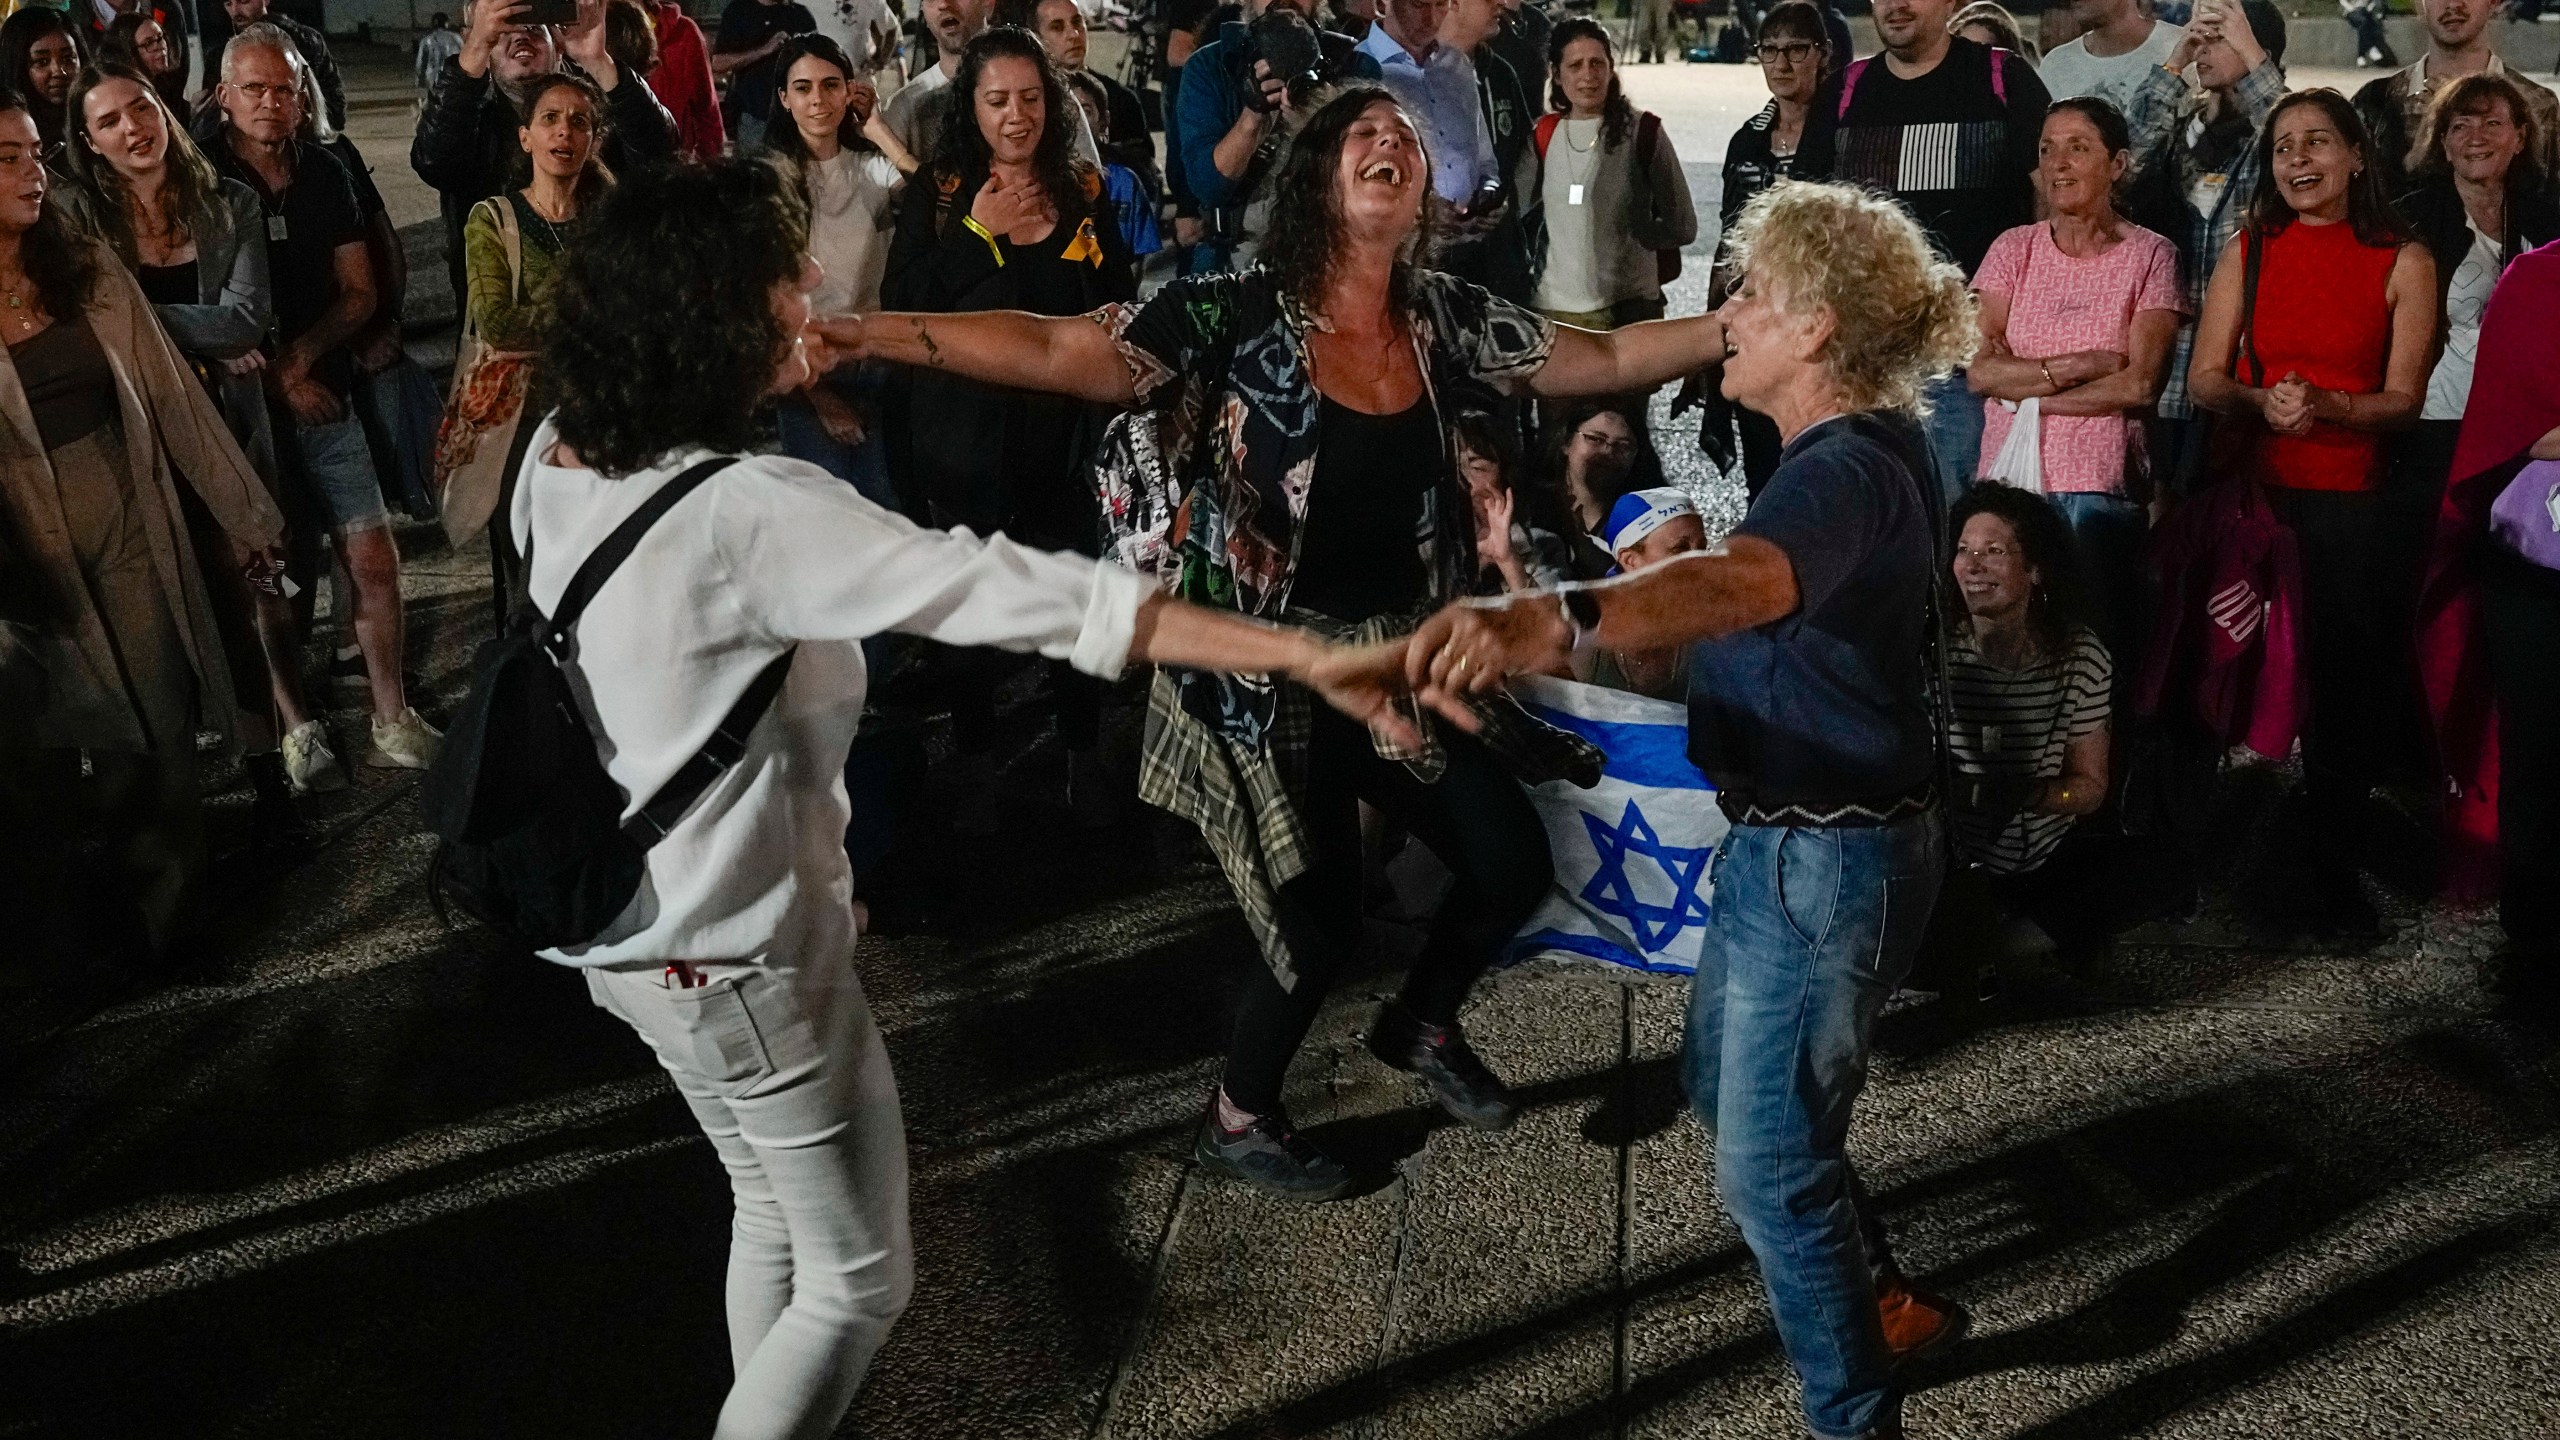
[1287,396,1442,622]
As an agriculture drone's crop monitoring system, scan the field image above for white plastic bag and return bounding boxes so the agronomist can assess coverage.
[1983,395,2043,492]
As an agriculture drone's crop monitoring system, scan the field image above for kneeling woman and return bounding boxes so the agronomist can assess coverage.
[524,157,1417,1440]
[833,84,1728,1197]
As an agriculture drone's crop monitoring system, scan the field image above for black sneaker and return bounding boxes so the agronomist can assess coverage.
[1368,1005,1518,1131]
[1192,1107,1360,1202]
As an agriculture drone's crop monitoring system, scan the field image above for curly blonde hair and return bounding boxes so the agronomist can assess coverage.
[1721,180,1976,418]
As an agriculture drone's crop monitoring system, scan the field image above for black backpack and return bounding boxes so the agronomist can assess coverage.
[421,457,795,950]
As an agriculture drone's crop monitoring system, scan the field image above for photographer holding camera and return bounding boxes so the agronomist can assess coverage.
[1174,0,1380,270]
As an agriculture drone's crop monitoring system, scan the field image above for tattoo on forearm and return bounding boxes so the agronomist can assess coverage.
[913,317,942,367]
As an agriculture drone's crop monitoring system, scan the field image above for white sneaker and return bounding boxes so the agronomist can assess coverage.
[282,719,348,795]
[366,706,444,770]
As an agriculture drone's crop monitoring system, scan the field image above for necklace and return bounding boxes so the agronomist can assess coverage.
[1559,115,1601,204]
[0,273,36,333]
[520,191,572,249]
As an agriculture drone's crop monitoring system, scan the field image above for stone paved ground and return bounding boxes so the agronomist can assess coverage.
[2,45,2555,1440]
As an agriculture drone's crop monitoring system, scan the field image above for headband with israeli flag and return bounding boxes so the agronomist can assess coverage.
[1603,488,1697,555]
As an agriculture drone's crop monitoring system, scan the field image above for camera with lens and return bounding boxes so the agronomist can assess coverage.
[1241,8,1333,112]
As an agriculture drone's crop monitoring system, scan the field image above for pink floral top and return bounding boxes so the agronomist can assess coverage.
[1973,221,2187,495]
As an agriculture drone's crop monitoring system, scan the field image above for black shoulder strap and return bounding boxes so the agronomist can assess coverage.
[622,645,796,846]
[2235,227,2267,389]
[523,452,801,849]
[541,455,741,650]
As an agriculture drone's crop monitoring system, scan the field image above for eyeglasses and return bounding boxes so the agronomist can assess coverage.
[1755,41,1820,65]
[1574,429,1636,452]
[227,81,298,106]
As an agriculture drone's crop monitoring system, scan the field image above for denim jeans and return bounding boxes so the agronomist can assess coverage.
[776,365,898,514]
[587,953,914,1440]
[2043,489,2148,684]
[1919,371,1982,510]
[1684,814,1946,1440]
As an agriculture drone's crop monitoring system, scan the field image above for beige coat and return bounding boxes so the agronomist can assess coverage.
[0,241,284,754]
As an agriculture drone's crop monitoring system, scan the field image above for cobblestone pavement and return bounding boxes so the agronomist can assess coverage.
[2,45,2554,1440]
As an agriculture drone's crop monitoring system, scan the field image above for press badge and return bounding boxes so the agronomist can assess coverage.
[1567,184,1586,206]
[268,214,289,242]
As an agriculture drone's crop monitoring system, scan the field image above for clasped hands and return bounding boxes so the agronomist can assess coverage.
[1289,591,1577,746]
[2256,370,2333,436]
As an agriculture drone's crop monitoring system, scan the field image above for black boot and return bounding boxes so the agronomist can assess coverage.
[1368,1003,1518,1131]
[1193,1102,1360,1202]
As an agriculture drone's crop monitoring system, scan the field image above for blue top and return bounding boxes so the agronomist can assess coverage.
[1355,25,1498,204]
[1175,21,1380,212]
[1685,412,1940,810]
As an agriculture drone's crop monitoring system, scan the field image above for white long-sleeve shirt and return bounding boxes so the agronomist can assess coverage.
[508,420,1151,969]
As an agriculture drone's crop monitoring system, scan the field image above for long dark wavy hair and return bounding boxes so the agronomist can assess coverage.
[543,159,809,476]
[1949,481,2089,658]
[1260,84,1438,314]
[2246,88,2411,247]
[1545,17,1633,150]
[0,90,99,319]
[762,34,883,169]
[925,27,1087,224]
[510,70,614,205]
[63,64,229,269]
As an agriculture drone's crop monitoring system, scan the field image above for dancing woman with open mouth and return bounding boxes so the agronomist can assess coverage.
[828,82,1726,1200]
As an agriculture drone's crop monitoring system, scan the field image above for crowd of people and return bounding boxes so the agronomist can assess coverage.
[1,0,2557,1437]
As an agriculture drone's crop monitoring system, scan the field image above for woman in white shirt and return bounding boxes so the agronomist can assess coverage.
[765,33,916,508]
[1517,17,1696,332]
[521,157,1415,1440]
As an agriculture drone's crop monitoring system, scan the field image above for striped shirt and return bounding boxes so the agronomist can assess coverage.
[1943,624,2112,874]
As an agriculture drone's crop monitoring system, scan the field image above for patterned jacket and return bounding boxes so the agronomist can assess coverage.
[2121,58,2285,420]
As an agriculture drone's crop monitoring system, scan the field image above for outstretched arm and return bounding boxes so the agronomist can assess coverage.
[816,310,1139,406]
[1398,538,1798,723]
[1530,312,1726,399]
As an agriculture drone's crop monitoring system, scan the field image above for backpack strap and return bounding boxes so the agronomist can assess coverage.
[1636,109,1662,170]
[1987,45,2008,106]
[622,646,795,845]
[2235,227,2267,388]
[1835,57,1870,121]
[1533,111,1559,159]
[541,455,741,652]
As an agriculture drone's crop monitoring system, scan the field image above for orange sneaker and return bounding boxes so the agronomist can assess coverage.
[1876,1271,1968,1365]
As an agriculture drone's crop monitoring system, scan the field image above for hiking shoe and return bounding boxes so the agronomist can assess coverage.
[1192,1106,1360,1202]
[366,707,443,770]
[282,719,348,795]
[1877,1271,1969,1366]
[1368,1004,1518,1131]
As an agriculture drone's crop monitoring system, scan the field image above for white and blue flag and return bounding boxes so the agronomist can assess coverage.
[1506,675,1726,976]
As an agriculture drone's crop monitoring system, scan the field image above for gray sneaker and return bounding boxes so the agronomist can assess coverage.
[1192,1106,1360,1202]
[281,719,347,795]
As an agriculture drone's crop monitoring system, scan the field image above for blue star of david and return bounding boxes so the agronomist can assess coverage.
[1578,800,1715,952]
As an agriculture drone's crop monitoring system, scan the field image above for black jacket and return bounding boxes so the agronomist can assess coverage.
[882,164,1135,540]
[2395,174,2560,321]
[410,58,677,294]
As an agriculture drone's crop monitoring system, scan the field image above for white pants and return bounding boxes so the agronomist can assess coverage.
[587,954,913,1440]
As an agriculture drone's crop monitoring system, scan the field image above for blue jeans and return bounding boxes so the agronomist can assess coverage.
[776,365,897,514]
[2044,490,2148,681]
[1684,814,1946,1440]
[1920,371,1982,511]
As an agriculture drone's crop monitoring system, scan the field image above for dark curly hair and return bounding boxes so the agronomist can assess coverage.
[543,159,809,476]
[0,89,100,320]
[1948,482,2090,658]
[925,27,1087,224]
[1260,83,1438,315]
[510,70,614,204]
[2246,88,2412,249]
[1545,17,1633,151]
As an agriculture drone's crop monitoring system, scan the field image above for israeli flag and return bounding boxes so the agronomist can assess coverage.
[1507,675,1726,976]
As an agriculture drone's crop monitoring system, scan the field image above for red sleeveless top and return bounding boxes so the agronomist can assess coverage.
[2239,220,2401,493]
